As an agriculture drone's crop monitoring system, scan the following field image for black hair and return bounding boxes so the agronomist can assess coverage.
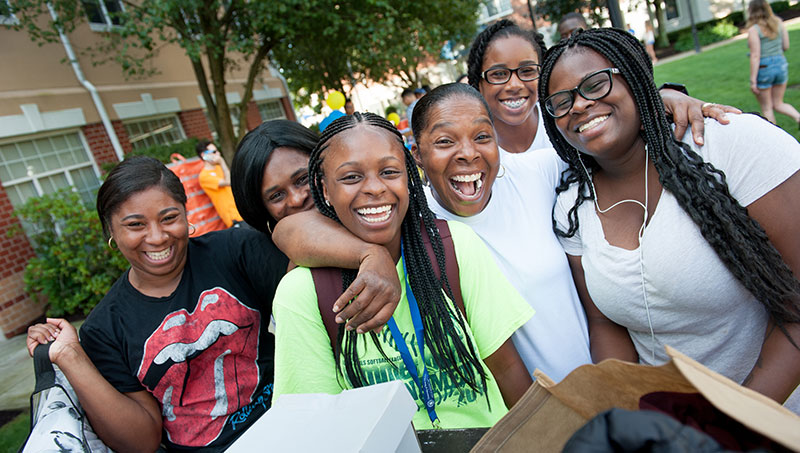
[538,28,800,331]
[467,19,547,90]
[308,112,490,401]
[231,119,319,234]
[411,83,493,145]
[401,87,416,98]
[96,156,187,238]
[557,12,589,33]
[195,139,212,158]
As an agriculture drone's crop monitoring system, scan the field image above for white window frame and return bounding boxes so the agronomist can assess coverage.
[0,129,102,209]
[0,0,18,25]
[83,0,125,32]
[477,0,514,25]
[257,100,287,122]
[124,114,187,150]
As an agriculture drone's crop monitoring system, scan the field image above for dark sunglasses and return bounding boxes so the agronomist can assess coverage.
[544,68,621,118]
[481,64,542,85]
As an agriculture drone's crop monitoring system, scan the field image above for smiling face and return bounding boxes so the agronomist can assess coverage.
[321,126,409,260]
[479,35,540,130]
[548,48,644,164]
[110,186,189,291]
[261,146,313,223]
[413,95,499,217]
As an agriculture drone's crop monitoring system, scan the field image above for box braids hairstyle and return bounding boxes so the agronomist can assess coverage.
[466,19,547,90]
[538,27,800,335]
[308,112,490,399]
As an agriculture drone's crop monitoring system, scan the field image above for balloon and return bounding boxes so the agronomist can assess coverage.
[387,112,400,126]
[326,91,345,111]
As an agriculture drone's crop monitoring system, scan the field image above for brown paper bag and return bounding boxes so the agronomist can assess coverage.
[471,346,800,452]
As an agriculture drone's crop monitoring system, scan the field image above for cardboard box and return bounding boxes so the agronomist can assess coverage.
[472,346,800,452]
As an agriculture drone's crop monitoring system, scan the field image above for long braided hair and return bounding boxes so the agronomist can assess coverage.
[466,19,547,90]
[538,28,800,334]
[307,112,489,398]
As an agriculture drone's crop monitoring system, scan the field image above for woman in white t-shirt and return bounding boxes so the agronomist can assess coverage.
[540,28,800,409]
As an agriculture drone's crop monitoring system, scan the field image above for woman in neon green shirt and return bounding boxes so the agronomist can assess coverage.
[272,112,533,429]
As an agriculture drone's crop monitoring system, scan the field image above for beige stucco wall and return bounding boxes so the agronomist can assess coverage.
[0,15,285,127]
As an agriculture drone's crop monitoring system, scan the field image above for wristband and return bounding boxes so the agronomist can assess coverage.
[658,82,689,96]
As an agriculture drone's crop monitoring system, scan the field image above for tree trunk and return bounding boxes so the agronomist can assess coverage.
[236,40,272,141]
[207,52,237,164]
[653,0,670,47]
[189,57,219,136]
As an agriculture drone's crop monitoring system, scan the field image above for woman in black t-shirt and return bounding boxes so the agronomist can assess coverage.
[26,156,400,452]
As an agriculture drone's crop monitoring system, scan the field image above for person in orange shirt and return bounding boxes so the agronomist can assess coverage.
[196,140,244,227]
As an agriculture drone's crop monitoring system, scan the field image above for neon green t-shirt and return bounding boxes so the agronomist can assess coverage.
[272,220,534,429]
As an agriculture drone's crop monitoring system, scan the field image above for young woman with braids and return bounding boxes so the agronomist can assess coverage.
[271,112,533,429]
[541,28,800,409]
[466,19,737,157]
[410,83,592,383]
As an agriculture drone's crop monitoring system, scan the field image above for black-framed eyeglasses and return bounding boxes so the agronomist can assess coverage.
[544,68,621,118]
[481,64,542,85]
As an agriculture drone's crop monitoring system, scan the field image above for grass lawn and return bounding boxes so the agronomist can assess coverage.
[654,23,800,141]
[0,412,29,453]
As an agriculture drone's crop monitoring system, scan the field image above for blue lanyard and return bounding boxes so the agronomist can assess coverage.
[386,242,440,427]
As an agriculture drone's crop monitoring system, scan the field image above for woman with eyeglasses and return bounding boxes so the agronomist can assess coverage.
[541,28,800,410]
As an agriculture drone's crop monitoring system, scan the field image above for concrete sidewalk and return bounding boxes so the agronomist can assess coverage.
[0,321,83,411]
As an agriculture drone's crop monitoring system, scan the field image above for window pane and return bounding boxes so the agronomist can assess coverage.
[0,143,21,162]
[70,167,101,205]
[39,173,69,195]
[104,0,124,25]
[125,117,184,150]
[258,101,286,122]
[81,0,105,24]
[5,182,37,210]
[7,162,26,180]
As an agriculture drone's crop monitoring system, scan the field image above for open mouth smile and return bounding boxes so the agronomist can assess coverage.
[356,205,393,223]
[145,246,173,262]
[449,172,485,199]
[501,97,527,109]
[577,115,609,133]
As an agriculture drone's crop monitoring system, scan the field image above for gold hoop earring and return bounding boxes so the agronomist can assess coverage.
[325,199,331,207]
[496,164,506,179]
[107,237,116,249]
[266,222,274,235]
[189,223,196,235]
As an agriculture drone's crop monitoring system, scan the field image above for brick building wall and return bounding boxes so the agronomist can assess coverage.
[280,97,296,122]
[0,187,42,339]
[245,101,262,131]
[82,121,130,168]
[178,109,214,141]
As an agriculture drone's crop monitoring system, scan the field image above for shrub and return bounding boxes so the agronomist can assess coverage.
[11,189,129,316]
[674,20,739,52]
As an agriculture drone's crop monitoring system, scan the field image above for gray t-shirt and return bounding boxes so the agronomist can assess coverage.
[554,114,800,411]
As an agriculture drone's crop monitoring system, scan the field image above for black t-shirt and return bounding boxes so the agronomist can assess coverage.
[80,228,288,452]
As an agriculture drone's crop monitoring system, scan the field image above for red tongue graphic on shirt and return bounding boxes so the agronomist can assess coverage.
[137,287,261,447]
[452,179,477,196]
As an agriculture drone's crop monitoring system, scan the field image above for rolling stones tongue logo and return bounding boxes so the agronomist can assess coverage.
[137,287,261,447]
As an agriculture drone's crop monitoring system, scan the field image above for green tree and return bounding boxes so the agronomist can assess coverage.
[272,0,482,102]
[535,0,608,30]
[4,0,304,162]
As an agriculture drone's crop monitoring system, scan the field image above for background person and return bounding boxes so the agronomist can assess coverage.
[540,27,800,411]
[557,12,588,40]
[644,20,658,63]
[747,0,800,126]
[196,139,243,227]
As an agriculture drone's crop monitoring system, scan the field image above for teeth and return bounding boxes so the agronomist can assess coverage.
[451,173,481,182]
[578,115,609,133]
[476,179,483,190]
[146,247,172,261]
[356,205,391,215]
[357,205,392,223]
[501,98,526,109]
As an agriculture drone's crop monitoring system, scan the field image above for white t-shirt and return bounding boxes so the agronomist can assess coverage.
[426,147,591,382]
[497,104,552,157]
[554,114,800,410]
